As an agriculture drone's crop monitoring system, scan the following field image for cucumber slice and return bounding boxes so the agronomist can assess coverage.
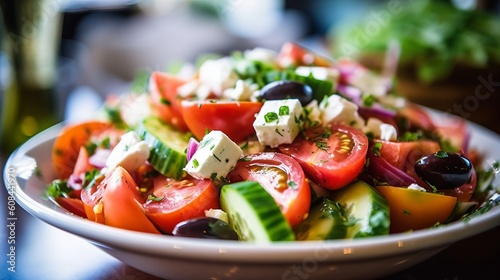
[331,180,390,238]
[220,181,295,243]
[294,197,347,240]
[138,117,189,179]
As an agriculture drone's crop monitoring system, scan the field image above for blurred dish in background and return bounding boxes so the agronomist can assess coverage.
[328,0,500,134]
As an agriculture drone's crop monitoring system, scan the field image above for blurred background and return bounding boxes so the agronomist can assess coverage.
[1,0,500,157]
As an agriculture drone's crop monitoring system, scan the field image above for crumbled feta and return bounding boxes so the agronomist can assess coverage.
[222,79,257,101]
[364,118,397,141]
[243,47,277,64]
[198,57,238,96]
[295,66,339,81]
[407,183,427,192]
[176,80,199,99]
[120,94,152,128]
[378,94,406,109]
[319,94,365,129]
[184,130,243,180]
[106,131,150,172]
[205,208,229,223]
[253,99,303,148]
[303,99,322,128]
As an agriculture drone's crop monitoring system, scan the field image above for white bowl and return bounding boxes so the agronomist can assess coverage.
[4,120,500,280]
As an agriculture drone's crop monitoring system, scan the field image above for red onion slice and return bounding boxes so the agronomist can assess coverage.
[88,149,111,169]
[367,150,417,186]
[186,137,200,162]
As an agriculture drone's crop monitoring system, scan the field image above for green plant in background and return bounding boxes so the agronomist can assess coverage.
[330,0,500,83]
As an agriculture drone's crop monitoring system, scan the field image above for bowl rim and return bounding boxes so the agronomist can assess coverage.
[4,120,500,264]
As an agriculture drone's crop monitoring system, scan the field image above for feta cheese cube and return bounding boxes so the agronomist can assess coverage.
[253,99,303,148]
[320,94,365,129]
[198,57,238,96]
[106,131,150,172]
[184,130,243,180]
[364,118,398,141]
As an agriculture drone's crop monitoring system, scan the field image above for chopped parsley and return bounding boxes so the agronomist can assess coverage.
[264,112,279,123]
[278,105,290,116]
[275,128,284,136]
[435,151,448,158]
[148,194,164,202]
[372,142,383,156]
[160,97,171,106]
[46,179,71,198]
[362,94,376,107]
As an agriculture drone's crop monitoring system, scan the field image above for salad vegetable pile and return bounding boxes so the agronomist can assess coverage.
[46,42,499,242]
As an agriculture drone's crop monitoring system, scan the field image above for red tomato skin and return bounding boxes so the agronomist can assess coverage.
[227,152,311,227]
[376,140,441,172]
[103,167,161,234]
[279,124,368,190]
[55,197,87,218]
[80,172,110,224]
[376,140,476,201]
[441,167,477,202]
[144,176,220,234]
[149,71,189,132]
[52,121,112,179]
[180,100,262,143]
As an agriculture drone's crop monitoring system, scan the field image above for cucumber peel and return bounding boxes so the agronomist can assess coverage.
[220,181,295,243]
[331,180,390,238]
[294,197,348,240]
[138,116,190,179]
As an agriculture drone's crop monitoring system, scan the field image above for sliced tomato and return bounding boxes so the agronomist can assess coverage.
[396,103,435,132]
[80,171,109,224]
[103,167,160,234]
[149,71,189,132]
[227,152,311,227]
[144,175,220,234]
[376,186,457,233]
[277,42,332,68]
[72,146,94,178]
[376,139,441,188]
[55,197,87,218]
[440,167,477,203]
[433,115,470,153]
[52,120,112,179]
[279,124,368,190]
[180,100,263,143]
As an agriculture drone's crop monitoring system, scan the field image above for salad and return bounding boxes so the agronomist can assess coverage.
[46,42,499,242]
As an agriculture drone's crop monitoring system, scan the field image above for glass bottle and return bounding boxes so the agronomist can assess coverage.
[0,0,63,157]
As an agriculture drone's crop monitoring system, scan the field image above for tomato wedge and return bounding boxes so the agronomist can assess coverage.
[80,171,109,224]
[376,186,457,233]
[103,167,161,234]
[144,175,220,234]
[149,71,189,132]
[376,140,441,171]
[227,152,311,227]
[180,100,262,143]
[279,124,368,190]
[52,120,112,179]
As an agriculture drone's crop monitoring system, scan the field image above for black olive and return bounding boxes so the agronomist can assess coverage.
[414,151,473,190]
[258,80,313,106]
[172,217,238,240]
